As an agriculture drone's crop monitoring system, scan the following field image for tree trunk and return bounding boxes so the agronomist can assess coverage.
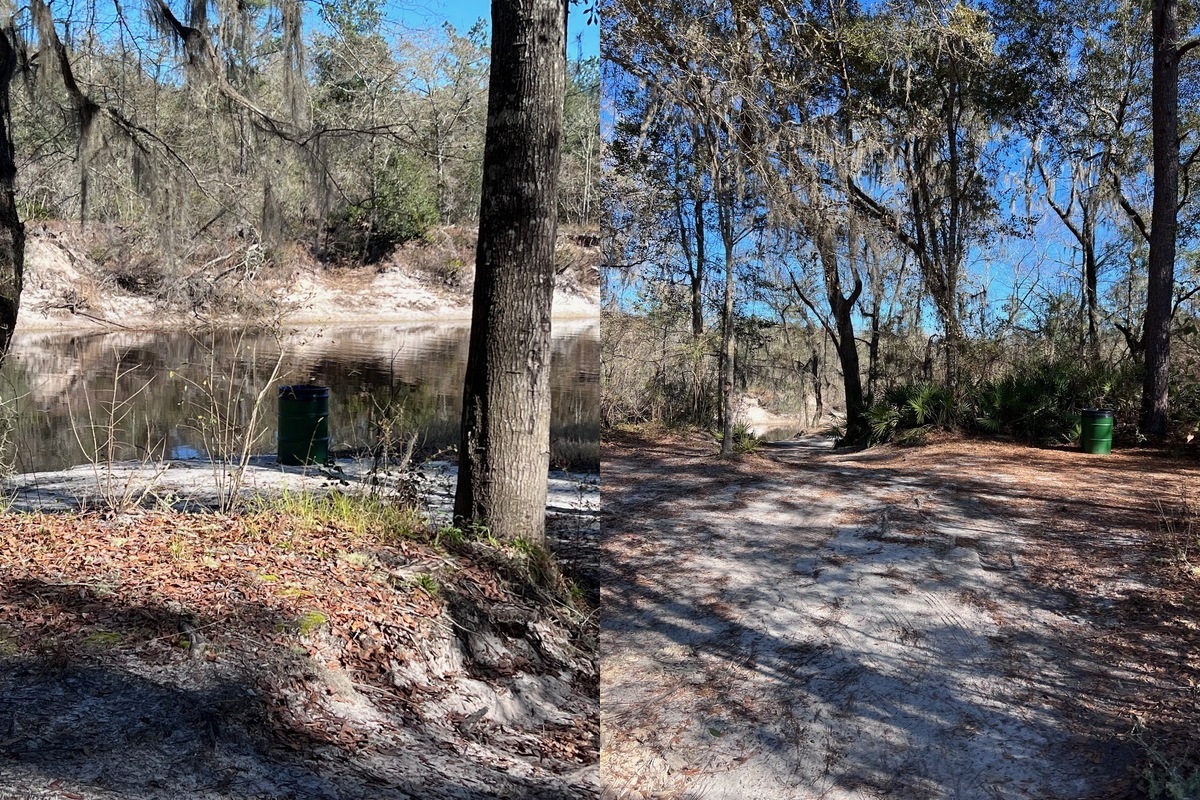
[0,32,23,360]
[866,300,881,402]
[690,196,705,337]
[829,275,865,443]
[453,0,566,544]
[1144,0,1178,437]
[808,224,866,444]
[719,236,736,455]
[833,308,864,442]
[809,349,823,427]
[1083,234,1100,361]
[943,312,964,389]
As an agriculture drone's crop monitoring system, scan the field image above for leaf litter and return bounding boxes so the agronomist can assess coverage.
[0,508,599,799]
[601,430,1200,799]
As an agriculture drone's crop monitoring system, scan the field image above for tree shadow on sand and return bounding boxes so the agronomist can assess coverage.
[0,575,595,800]
[600,430,1194,799]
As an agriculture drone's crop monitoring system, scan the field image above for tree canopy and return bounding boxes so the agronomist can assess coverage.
[604,0,1200,446]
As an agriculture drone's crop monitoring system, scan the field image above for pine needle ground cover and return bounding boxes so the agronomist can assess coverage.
[602,429,1200,799]
[0,509,599,799]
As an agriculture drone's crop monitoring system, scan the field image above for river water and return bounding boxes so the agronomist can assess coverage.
[0,321,598,473]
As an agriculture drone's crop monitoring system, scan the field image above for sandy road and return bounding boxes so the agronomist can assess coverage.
[601,431,1199,799]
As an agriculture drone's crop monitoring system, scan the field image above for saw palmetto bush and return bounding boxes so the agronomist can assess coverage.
[867,383,961,444]
[867,358,1143,446]
[971,358,1139,444]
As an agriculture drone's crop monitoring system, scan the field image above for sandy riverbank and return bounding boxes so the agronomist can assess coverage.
[6,456,599,520]
[15,223,599,333]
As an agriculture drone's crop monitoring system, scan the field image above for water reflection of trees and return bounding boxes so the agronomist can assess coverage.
[1,324,598,471]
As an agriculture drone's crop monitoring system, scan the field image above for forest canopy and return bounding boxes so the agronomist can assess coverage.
[7,0,599,261]
[602,0,1200,448]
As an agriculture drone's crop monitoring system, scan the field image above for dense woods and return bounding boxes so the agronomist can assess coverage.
[602,0,1200,447]
[0,0,599,349]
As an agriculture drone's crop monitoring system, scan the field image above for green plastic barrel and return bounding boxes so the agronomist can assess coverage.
[278,385,329,466]
[1080,408,1114,455]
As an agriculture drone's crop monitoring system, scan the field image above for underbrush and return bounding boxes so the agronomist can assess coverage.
[1134,717,1200,800]
[249,490,594,613]
[1156,485,1200,571]
[867,383,960,445]
[0,501,596,677]
[865,358,1148,446]
[1122,472,1200,798]
[551,421,601,471]
[253,489,430,543]
[715,421,762,455]
[336,407,598,473]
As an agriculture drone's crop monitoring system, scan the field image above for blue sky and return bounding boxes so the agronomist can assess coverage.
[393,0,600,60]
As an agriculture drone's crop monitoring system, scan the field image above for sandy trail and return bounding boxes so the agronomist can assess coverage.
[601,431,1200,799]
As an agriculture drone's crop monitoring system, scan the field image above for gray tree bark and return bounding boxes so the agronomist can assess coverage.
[453,0,566,544]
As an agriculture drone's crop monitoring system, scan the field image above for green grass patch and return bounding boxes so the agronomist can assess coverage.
[296,610,328,636]
[253,489,429,543]
[83,629,122,648]
[166,536,193,562]
[410,572,439,595]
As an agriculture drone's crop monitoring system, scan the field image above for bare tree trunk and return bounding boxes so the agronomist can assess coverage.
[828,253,865,443]
[1083,234,1100,361]
[0,32,23,360]
[809,349,823,427]
[1144,0,1179,437]
[866,298,881,401]
[453,0,566,544]
[690,196,705,337]
[942,310,964,389]
[1034,152,1104,361]
[675,181,705,339]
[792,224,867,443]
[718,236,736,455]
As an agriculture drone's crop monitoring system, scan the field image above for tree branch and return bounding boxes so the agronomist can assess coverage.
[789,271,839,349]
[846,176,920,257]
[1109,168,1151,243]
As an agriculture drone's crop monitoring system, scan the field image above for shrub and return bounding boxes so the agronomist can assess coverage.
[325,149,439,263]
[972,359,1138,444]
[1171,355,1200,442]
[867,383,960,444]
[716,421,761,454]
[372,150,439,247]
[865,358,1143,447]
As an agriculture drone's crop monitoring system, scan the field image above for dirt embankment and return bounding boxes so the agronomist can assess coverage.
[0,502,599,799]
[16,223,600,333]
[601,429,1200,799]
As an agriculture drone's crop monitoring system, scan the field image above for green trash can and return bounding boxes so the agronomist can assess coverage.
[278,385,329,466]
[1080,408,1114,455]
